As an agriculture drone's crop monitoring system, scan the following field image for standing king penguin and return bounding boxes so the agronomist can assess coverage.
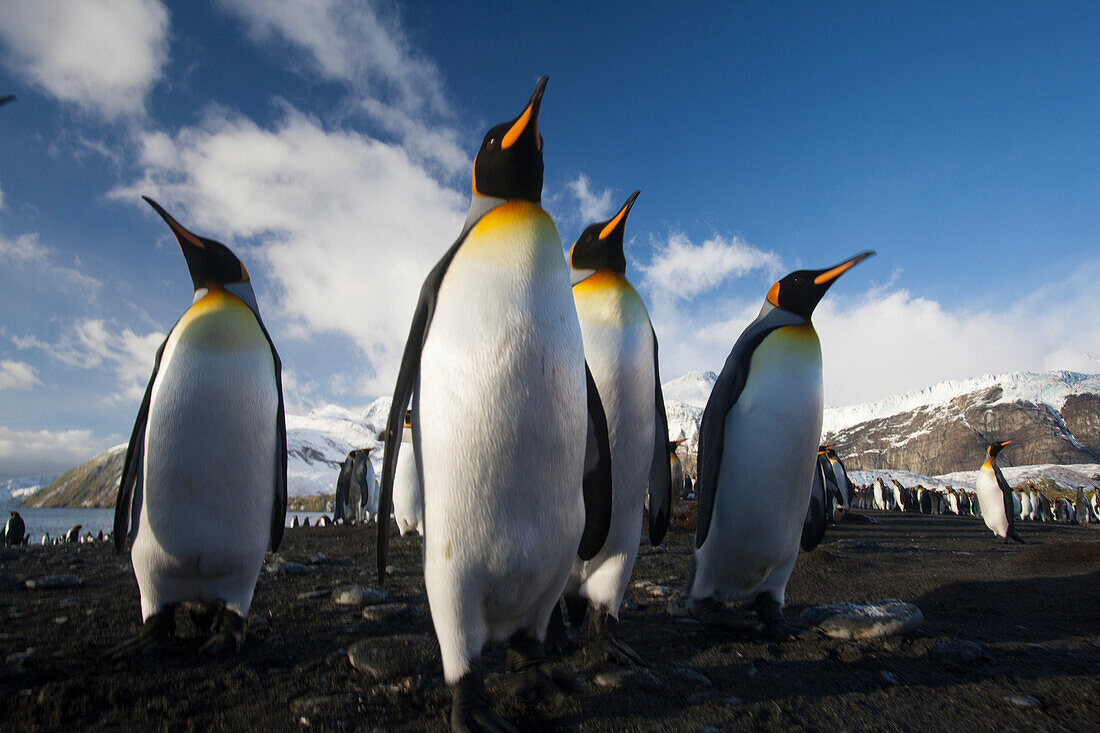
[562,191,672,666]
[377,77,614,732]
[391,410,424,536]
[974,441,1024,543]
[684,251,874,638]
[111,198,286,655]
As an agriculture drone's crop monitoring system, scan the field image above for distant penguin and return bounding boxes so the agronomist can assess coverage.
[3,511,25,547]
[40,533,50,545]
[824,447,852,507]
[801,450,837,552]
[668,439,685,510]
[974,441,1024,543]
[684,250,874,638]
[1075,486,1092,524]
[65,524,82,543]
[302,517,311,528]
[375,77,615,729]
[110,198,287,657]
[1090,489,1100,520]
[343,449,368,524]
[291,515,300,529]
[1011,491,1022,519]
[333,452,355,523]
[918,488,932,515]
[1018,491,1033,521]
[392,410,424,536]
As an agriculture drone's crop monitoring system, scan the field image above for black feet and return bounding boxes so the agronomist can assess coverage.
[689,596,757,632]
[504,632,567,714]
[185,601,219,635]
[584,610,644,667]
[451,673,517,733]
[102,606,177,660]
[752,593,809,641]
[198,605,246,655]
[546,602,577,656]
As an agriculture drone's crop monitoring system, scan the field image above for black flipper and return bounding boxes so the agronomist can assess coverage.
[695,306,803,549]
[801,458,827,551]
[646,326,672,546]
[254,317,288,552]
[113,330,172,554]
[578,362,614,560]
[994,464,1025,543]
[377,229,471,584]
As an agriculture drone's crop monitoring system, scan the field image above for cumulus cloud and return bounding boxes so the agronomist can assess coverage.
[566,174,615,224]
[0,0,169,120]
[220,0,448,118]
[112,106,466,395]
[0,231,102,292]
[814,261,1100,406]
[0,360,42,390]
[0,425,118,479]
[14,319,164,402]
[640,231,782,301]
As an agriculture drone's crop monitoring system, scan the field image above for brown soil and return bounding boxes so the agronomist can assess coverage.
[2,511,1099,731]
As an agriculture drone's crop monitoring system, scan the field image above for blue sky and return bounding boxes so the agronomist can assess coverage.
[1,1,1098,478]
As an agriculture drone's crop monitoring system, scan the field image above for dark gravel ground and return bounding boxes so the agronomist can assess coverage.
[2,509,1099,731]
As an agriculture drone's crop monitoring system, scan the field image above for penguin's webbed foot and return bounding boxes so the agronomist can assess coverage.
[451,672,518,733]
[503,632,568,714]
[688,596,757,632]
[545,602,577,657]
[753,593,810,641]
[102,607,177,660]
[199,606,246,655]
[185,601,219,635]
[584,610,644,667]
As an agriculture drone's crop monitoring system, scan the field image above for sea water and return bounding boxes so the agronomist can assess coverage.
[10,508,329,543]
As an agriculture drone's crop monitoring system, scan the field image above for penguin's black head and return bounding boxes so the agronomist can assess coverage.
[143,196,249,291]
[987,440,1012,459]
[766,250,875,320]
[570,191,640,273]
[472,76,547,203]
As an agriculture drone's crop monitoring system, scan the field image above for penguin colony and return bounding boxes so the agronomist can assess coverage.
[83,75,1094,730]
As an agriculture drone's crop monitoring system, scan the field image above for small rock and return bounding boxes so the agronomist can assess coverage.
[666,597,692,618]
[297,590,329,601]
[803,599,923,640]
[593,668,634,689]
[746,666,758,678]
[6,649,35,663]
[1004,694,1042,709]
[265,561,309,575]
[348,635,435,681]
[290,694,356,716]
[53,616,68,625]
[361,602,417,623]
[933,640,983,664]
[25,574,80,589]
[384,565,399,576]
[333,586,386,607]
[310,553,329,564]
[879,670,900,686]
[673,667,711,687]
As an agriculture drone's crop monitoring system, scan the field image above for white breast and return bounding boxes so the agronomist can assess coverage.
[974,465,1008,537]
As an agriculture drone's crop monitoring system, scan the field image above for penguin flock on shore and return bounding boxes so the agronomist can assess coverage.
[62,73,1091,731]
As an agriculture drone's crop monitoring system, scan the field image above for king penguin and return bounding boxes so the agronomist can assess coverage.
[559,191,672,666]
[110,198,286,655]
[974,440,1024,543]
[824,446,852,508]
[391,410,424,536]
[683,251,874,639]
[376,77,614,732]
[334,451,355,523]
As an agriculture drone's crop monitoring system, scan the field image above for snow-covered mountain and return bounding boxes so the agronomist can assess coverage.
[824,371,1100,476]
[1,475,56,507]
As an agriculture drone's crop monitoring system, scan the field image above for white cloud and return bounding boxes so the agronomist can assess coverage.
[566,174,615,224]
[0,360,42,390]
[0,230,102,292]
[113,106,466,395]
[640,231,782,301]
[0,0,169,120]
[219,0,448,118]
[0,425,117,479]
[15,319,164,402]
